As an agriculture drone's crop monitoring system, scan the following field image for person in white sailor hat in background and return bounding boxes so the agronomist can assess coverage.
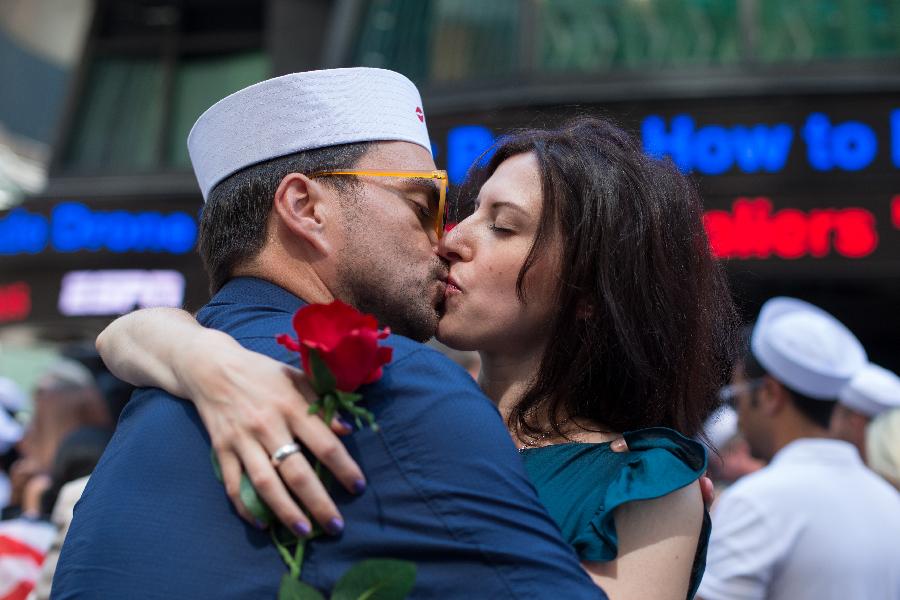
[867,406,900,492]
[831,362,900,463]
[697,297,900,600]
[0,377,26,511]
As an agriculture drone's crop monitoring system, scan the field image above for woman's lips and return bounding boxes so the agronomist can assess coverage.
[445,276,463,297]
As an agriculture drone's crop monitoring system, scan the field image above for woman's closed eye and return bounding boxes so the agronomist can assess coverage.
[489,223,514,233]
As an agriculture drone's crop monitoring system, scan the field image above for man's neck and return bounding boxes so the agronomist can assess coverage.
[234,248,335,305]
[769,417,832,458]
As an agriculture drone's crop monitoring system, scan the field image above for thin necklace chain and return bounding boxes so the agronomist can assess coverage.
[518,418,571,450]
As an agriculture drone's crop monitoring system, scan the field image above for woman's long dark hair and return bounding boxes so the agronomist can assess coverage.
[457,117,740,439]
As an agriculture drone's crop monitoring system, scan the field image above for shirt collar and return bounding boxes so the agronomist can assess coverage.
[769,437,863,468]
[211,276,307,313]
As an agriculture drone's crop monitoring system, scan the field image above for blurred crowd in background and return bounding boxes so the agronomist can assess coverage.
[0,352,130,599]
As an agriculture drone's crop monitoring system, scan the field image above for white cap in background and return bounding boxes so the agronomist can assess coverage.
[0,377,25,453]
[839,363,900,418]
[750,297,866,400]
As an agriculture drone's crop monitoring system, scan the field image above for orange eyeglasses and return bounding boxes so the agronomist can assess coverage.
[309,169,449,239]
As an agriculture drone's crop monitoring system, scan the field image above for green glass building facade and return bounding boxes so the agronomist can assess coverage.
[1,0,898,370]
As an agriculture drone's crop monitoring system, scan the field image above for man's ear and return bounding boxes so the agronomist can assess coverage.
[761,376,788,416]
[272,173,334,254]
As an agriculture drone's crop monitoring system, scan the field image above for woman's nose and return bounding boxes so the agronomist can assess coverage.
[438,221,472,263]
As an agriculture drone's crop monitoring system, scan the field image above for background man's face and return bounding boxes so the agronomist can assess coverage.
[332,141,448,341]
[732,366,773,462]
[829,404,869,459]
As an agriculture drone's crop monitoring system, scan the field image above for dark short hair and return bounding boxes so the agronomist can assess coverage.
[199,142,372,293]
[40,426,112,517]
[744,348,837,429]
[456,117,740,439]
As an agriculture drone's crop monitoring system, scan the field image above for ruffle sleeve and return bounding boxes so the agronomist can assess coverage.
[573,427,708,562]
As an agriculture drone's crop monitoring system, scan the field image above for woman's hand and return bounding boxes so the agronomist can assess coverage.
[176,328,367,535]
[97,309,366,535]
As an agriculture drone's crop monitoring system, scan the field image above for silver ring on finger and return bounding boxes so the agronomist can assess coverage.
[270,442,302,468]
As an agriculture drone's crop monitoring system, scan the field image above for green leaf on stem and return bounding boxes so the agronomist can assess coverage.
[211,449,224,482]
[335,390,363,405]
[331,390,379,431]
[240,471,275,526]
[234,473,275,526]
[278,575,326,600]
[211,449,275,527]
[331,559,416,600]
[308,349,336,395]
[272,521,301,546]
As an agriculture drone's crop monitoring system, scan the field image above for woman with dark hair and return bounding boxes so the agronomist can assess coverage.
[97,117,739,599]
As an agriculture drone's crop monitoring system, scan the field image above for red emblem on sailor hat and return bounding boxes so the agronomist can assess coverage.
[415,107,424,122]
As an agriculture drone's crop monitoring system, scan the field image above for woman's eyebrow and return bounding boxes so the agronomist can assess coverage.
[489,200,529,216]
[472,196,527,213]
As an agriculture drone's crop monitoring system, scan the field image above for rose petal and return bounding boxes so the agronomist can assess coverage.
[276,334,301,352]
[292,306,349,351]
[298,346,312,376]
[322,333,382,391]
[292,300,380,352]
[283,301,391,392]
[363,346,394,385]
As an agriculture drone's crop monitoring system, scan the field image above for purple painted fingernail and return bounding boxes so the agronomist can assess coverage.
[255,519,266,530]
[352,479,366,494]
[337,417,353,431]
[293,521,311,537]
[326,517,344,535]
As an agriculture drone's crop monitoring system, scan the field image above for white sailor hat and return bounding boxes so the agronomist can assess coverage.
[750,297,866,400]
[839,363,900,418]
[188,67,432,201]
[0,377,25,413]
[0,377,25,453]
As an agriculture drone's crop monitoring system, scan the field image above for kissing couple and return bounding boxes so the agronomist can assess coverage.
[54,68,738,599]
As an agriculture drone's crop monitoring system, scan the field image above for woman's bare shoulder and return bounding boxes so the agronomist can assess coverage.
[583,481,704,599]
[615,479,704,550]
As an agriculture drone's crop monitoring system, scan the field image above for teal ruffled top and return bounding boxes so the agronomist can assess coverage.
[520,427,710,600]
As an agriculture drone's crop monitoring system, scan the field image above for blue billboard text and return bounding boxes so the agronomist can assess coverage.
[0,203,197,256]
[642,115,793,175]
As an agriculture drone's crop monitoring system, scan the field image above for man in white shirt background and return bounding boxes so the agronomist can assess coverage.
[830,362,900,464]
[697,297,900,600]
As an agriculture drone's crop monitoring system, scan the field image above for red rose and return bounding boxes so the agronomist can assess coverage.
[277,300,392,392]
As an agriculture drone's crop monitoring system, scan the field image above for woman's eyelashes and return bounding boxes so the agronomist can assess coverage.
[488,223,513,233]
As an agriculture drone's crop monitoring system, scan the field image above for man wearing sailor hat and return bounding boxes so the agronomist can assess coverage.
[831,362,900,462]
[698,297,900,600]
[53,68,601,599]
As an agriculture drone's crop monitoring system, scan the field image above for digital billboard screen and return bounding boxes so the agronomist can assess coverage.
[426,92,900,277]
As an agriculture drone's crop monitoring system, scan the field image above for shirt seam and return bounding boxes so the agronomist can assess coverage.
[363,345,522,596]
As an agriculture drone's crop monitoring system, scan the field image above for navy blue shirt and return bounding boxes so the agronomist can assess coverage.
[53,277,603,599]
